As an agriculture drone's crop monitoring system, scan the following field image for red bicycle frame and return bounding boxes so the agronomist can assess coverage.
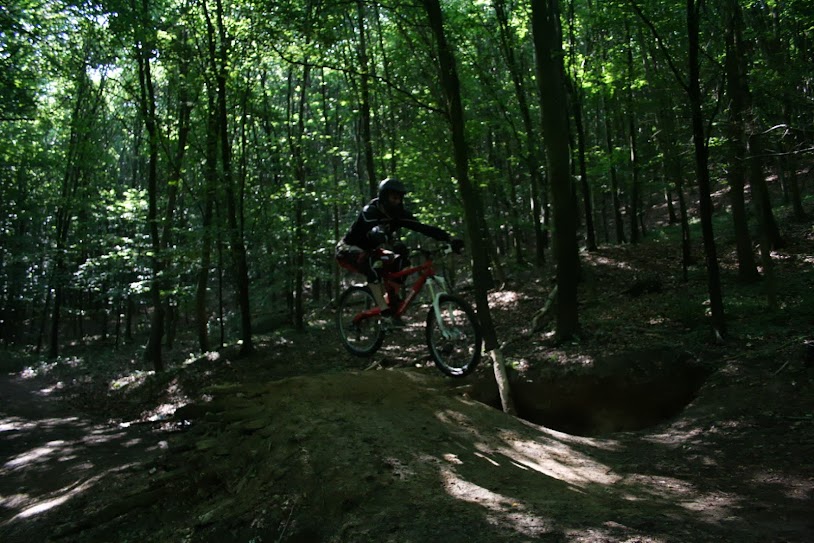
[353,249,439,325]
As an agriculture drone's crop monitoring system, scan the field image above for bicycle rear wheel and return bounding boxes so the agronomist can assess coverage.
[425,294,482,377]
[337,286,385,356]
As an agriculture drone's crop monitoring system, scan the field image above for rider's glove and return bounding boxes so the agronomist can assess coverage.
[367,226,387,247]
[451,238,465,254]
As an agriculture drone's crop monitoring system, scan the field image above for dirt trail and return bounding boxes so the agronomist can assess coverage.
[1,212,812,542]
[0,372,166,541]
[2,353,812,543]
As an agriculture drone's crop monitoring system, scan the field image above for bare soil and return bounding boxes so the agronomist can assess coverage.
[1,213,813,543]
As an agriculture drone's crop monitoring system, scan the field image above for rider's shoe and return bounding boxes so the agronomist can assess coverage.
[381,309,406,329]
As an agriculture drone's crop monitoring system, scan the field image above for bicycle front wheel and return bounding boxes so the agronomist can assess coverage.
[425,294,482,377]
[337,286,385,357]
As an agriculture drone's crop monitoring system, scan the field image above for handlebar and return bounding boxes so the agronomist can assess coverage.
[416,240,463,259]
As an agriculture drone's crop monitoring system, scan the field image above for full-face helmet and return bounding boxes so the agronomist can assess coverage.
[377,177,407,214]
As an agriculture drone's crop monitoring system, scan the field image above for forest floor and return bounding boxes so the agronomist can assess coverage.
[1,208,813,543]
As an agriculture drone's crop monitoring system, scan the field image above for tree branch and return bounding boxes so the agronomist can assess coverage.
[268,41,446,117]
[627,0,690,94]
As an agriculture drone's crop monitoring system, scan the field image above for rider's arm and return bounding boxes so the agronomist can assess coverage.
[343,203,383,250]
[396,209,451,242]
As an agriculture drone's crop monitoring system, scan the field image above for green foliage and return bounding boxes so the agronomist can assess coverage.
[0,0,810,352]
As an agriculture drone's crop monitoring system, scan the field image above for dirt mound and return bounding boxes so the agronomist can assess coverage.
[3,210,813,542]
[30,361,812,543]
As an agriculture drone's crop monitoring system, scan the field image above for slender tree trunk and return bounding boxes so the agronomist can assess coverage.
[161,30,193,350]
[422,0,513,414]
[659,106,693,279]
[565,0,596,251]
[135,0,164,370]
[493,0,546,266]
[749,133,777,310]
[210,0,252,354]
[603,95,626,244]
[571,83,596,251]
[196,90,218,353]
[47,65,96,358]
[217,205,226,348]
[783,107,806,220]
[688,0,726,339]
[724,0,760,282]
[532,0,580,342]
[750,160,784,250]
[293,61,312,332]
[356,0,378,196]
[625,20,641,244]
[373,4,398,174]
[320,66,343,300]
[665,188,677,224]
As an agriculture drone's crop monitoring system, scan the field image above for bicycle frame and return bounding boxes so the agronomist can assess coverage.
[352,249,454,333]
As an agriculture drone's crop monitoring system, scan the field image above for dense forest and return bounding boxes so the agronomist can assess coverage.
[2,1,814,541]
[1,0,812,366]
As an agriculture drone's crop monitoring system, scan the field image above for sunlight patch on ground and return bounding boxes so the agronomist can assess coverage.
[642,425,706,447]
[19,357,85,380]
[13,472,105,520]
[490,436,621,488]
[145,401,185,422]
[3,424,129,471]
[0,416,34,432]
[582,253,634,270]
[4,440,70,469]
[439,467,553,537]
[38,382,65,396]
[109,370,154,390]
[751,470,814,500]
[621,473,739,523]
[532,427,622,451]
[185,351,221,365]
[488,290,521,309]
[566,523,668,542]
[0,494,28,510]
[0,415,79,433]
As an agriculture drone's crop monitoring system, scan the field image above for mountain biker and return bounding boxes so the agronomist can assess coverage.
[336,177,463,325]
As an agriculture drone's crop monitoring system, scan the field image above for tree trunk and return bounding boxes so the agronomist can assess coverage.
[565,0,596,252]
[288,58,312,332]
[603,95,626,244]
[135,0,164,371]
[724,0,759,282]
[161,28,193,350]
[212,0,252,354]
[356,0,378,197]
[422,0,514,414]
[532,0,580,342]
[320,66,343,300]
[658,104,693,280]
[688,0,726,339]
[625,20,641,244]
[493,0,546,266]
[749,133,777,310]
[196,90,218,353]
[750,161,784,250]
[571,82,596,251]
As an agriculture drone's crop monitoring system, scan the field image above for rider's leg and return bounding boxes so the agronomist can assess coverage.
[368,281,388,310]
[364,257,404,328]
[355,254,389,311]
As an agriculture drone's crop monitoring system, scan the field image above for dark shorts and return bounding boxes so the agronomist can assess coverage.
[336,241,378,282]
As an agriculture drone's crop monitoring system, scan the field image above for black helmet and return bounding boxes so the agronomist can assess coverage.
[377,177,407,200]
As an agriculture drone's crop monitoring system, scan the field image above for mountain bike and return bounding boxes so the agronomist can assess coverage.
[336,242,482,377]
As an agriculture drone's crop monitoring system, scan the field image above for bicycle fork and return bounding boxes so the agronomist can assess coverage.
[427,276,462,340]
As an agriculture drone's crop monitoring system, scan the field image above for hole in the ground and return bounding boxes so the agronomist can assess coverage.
[471,348,710,436]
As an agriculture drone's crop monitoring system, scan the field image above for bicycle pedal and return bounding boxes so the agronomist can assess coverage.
[383,317,406,330]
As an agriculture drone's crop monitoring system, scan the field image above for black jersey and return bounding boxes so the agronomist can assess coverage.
[342,198,450,251]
